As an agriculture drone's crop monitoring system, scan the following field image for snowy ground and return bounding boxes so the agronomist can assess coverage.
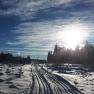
[0,64,32,94]
[42,63,94,94]
[0,63,93,94]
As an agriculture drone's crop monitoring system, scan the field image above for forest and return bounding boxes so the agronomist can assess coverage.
[0,52,31,64]
[47,41,94,67]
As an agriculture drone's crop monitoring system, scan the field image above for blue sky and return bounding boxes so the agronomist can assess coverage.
[0,0,94,59]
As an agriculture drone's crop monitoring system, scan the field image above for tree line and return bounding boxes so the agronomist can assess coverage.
[47,41,94,66]
[0,52,31,64]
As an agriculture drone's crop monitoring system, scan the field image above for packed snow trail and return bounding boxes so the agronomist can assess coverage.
[27,64,83,94]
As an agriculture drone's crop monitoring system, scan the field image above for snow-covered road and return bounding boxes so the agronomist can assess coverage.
[28,64,83,94]
[0,64,84,94]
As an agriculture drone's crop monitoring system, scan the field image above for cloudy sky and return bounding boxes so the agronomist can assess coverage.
[0,0,94,59]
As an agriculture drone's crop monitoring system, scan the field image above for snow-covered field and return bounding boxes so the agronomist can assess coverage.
[0,63,93,94]
[0,64,32,94]
[42,63,94,94]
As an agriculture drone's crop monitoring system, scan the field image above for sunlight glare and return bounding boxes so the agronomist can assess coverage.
[57,23,88,49]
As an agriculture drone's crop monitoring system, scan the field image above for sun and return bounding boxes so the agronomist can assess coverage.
[57,23,88,49]
[63,30,82,49]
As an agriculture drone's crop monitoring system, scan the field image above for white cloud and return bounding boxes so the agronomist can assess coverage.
[7,20,93,59]
[10,18,91,50]
[0,0,73,20]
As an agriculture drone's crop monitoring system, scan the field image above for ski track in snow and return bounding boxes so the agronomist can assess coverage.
[0,64,83,94]
[28,64,83,94]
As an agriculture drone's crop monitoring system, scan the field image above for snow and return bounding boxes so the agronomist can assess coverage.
[48,64,94,94]
[0,63,94,94]
[0,64,32,94]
